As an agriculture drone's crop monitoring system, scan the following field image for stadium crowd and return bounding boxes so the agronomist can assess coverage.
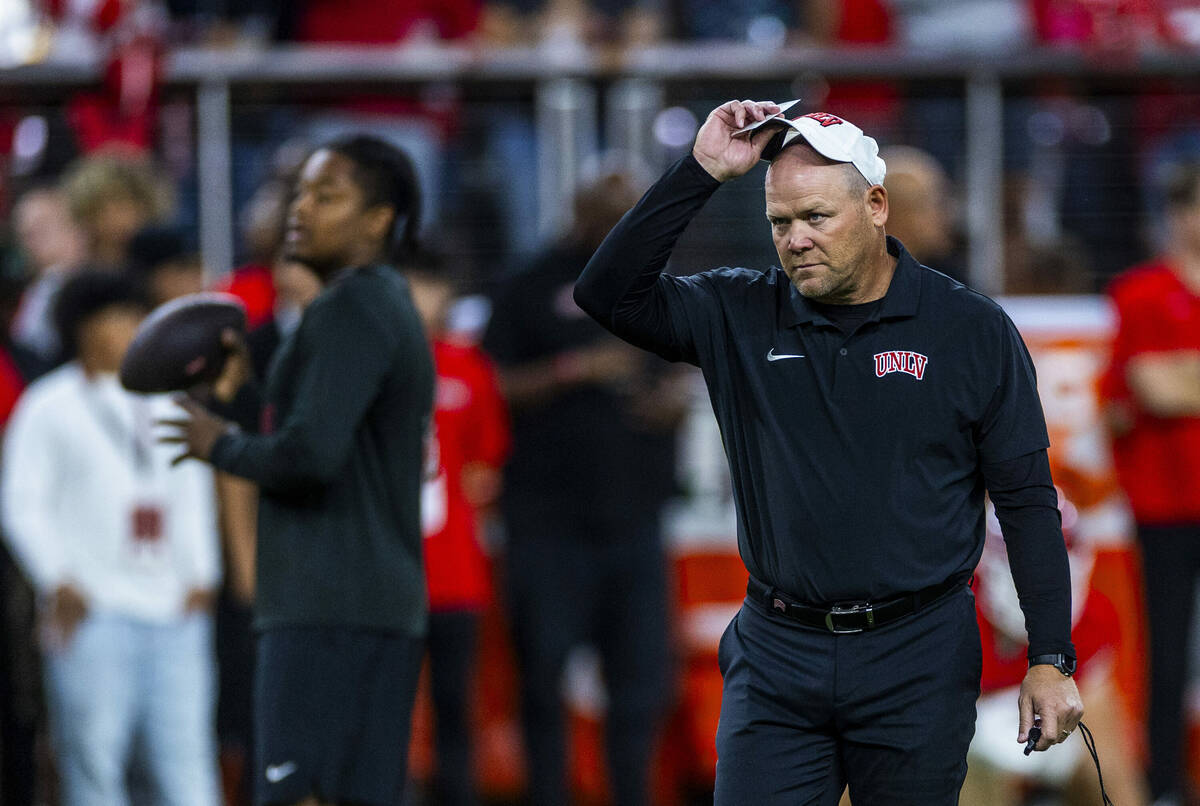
[0,1,1199,805]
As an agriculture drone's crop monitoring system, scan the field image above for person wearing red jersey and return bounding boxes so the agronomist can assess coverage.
[964,497,1148,806]
[407,257,509,806]
[1101,161,1200,805]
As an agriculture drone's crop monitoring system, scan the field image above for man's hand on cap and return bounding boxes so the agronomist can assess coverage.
[693,100,781,183]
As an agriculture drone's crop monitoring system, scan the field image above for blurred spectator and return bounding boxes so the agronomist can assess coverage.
[805,0,899,141]
[60,151,175,270]
[0,271,222,806]
[127,224,205,306]
[9,185,86,366]
[484,165,683,806]
[244,257,322,378]
[1001,175,1092,294]
[886,0,1034,53]
[481,0,663,47]
[1100,161,1200,806]
[215,173,297,330]
[282,0,480,44]
[960,503,1148,806]
[164,0,285,47]
[672,0,802,44]
[41,0,169,152]
[1031,0,1171,54]
[277,0,486,233]
[0,270,52,806]
[408,255,510,806]
[879,145,964,281]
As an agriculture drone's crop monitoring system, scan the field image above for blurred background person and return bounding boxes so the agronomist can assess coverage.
[483,161,685,806]
[1101,160,1200,806]
[878,144,964,281]
[244,256,323,379]
[960,502,1148,806]
[408,254,510,806]
[0,271,222,806]
[0,270,54,806]
[9,185,86,367]
[60,151,175,272]
[1001,174,1093,295]
[215,161,307,331]
[126,224,206,307]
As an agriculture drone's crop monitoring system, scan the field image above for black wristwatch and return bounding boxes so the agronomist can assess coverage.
[1028,653,1077,677]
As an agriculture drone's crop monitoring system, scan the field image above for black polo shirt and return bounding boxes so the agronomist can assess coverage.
[576,156,1071,654]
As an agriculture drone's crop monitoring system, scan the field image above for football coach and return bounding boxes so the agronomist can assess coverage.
[573,99,1083,803]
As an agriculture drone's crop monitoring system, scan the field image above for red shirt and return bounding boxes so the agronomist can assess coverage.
[213,264,276,331]
[1100,259,1200,524]
[422,340,510,611]
[294,0,479,45]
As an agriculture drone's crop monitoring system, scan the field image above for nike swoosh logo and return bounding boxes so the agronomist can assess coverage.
[265,762,298,783]
[766,349,805,362]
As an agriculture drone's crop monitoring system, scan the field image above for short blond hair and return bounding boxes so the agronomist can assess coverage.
[60,150,174,227]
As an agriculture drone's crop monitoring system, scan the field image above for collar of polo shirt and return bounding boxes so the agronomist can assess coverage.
[783,236,923,329]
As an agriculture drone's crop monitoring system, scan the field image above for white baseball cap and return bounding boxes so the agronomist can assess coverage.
[759,111,887,186]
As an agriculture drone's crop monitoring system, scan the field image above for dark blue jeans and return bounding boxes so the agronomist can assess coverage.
[715,586,981,805]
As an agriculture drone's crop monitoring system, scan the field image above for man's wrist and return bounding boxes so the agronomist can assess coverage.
[209,426,241,469]
[1028,652,1077,677]
[690,150,731,183]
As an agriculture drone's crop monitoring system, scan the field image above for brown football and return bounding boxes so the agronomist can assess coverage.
[119,293,247,394]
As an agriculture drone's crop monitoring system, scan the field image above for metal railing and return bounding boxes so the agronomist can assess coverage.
[4,42,1199,294]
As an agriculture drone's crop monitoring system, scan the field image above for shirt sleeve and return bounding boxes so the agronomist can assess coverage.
[209,279,402,492]
[1,391,68,594]
[982,449,1076,659]
[975,310,1051,464]
[572,154,725,364]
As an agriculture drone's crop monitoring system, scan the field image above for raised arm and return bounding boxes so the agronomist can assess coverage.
[574,100,779,360]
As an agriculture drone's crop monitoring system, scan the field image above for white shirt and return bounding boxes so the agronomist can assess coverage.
[1,364,221,623]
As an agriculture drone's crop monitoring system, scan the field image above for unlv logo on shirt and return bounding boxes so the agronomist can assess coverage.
[873,351,929,380]
[803,112,845,128]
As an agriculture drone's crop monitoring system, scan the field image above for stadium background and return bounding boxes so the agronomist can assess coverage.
[0,0,1198,804]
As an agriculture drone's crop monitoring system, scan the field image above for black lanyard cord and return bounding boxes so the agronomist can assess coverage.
[1077,720,1115,806]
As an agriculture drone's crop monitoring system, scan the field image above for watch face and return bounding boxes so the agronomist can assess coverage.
[1060,655,1078,676]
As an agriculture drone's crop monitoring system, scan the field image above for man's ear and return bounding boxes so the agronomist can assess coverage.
[866,184,889,228]
[365,204,396,247]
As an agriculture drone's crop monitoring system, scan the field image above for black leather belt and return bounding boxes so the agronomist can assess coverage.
[746,575,964,634]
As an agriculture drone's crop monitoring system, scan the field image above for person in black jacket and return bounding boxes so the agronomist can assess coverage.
[484,166,686,806]
[160,135,433,806]
[573,100,1083,804]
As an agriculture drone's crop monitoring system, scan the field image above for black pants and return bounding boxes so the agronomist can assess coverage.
[255,626,424,806]
[1139,522,1200,800]
[715,586,981,805]
[504,513,670,806]
[427,610,480,806]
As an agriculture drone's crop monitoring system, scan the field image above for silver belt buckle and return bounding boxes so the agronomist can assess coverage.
[824,602,874,634]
